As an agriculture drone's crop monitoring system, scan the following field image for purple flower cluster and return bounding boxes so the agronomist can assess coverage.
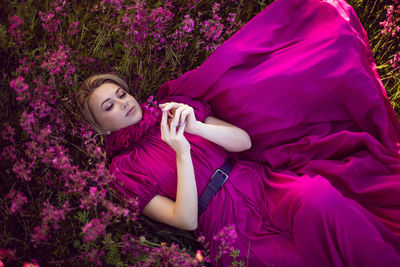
[138,240,199,266]
[170,14,196,51]
[1,145,17,162]
[6,189,28,214]
[198,3,242,53]
[8,15,24,46]
[39,0,67,39]
[380,0,400,72]
[10,76,29,101]
[380,0,400,37]
[31,202,71,247]
[41,202,71,229]
[2,123,16,143]
[12,158,33,182]
[41,44,77,85]
[391,52,400,70]
[100,0,124,11]
[149,6,174,51]
[82,218,106,243]
[80,187,106,209]
[0,248,16,265]
[213,224,238,261]
[66,21,79,36]
[199,3,225,47]
[81,248,105,266]
[143,95,160,114]
[39,11,61,35]
[41,45,69,75]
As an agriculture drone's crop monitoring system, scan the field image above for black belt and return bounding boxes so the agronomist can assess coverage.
[198,158,234,216]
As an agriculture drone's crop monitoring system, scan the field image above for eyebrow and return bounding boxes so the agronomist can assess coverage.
[101,87,122,109]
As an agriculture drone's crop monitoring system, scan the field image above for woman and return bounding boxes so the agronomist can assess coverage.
[77,0,400,266]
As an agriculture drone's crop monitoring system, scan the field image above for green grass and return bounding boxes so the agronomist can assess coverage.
[0,0,399,265]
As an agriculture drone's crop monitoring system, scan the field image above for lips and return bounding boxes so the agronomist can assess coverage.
[126,106,135,117]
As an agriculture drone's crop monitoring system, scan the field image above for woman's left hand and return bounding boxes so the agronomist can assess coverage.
[159,102,200,135]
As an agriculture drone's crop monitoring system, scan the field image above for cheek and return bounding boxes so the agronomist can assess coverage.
[109,110,124,121]
[101,110,120,125]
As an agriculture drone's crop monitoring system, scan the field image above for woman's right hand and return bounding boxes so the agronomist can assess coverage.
[160,106,191,156]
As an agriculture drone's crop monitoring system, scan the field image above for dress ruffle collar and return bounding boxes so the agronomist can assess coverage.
[104,96,161,158]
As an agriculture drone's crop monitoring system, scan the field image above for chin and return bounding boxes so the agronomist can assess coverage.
[128,113,142,126]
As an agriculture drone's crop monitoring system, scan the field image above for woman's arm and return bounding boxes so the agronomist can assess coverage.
[143,151,197,230]
[159,102,252,153]
[191,116,252,152]
[143,105,198,231]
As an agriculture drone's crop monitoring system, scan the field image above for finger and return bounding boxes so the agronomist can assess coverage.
[161,102,181,113]
[169,109,181,134]
[159,102,171,107]
[160,110,169,136]
[171,107,185,129]
[177,121,186,135]
[180,109,190,126]
[168,108,176,118]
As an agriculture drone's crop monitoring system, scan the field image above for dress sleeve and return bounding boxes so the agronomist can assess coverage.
[158,95,214,123]
[109,154,160,214]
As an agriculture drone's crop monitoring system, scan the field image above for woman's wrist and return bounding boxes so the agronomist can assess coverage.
[187,121,204,135]
[176,149,191,160]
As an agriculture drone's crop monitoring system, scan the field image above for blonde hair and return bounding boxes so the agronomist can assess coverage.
[77,73,129,136]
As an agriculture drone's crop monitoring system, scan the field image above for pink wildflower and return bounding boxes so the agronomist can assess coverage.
[16,57,33,74]
[39,11,61,34]
[8,15,24,45]
[380,2,400,37]
[10,75,30,101]
[79,186,107,210]
[101,0,124,11]
[41,201,70,229]
[2,123,16,142]
[67,21,79,36]
[12,158,33,182]
[213,224,238,259]
[82,218,106,243]
[31,224,51,247]
[83,249,105,266]
[199,17,225,43]
[10,76,29,93]
[41,45,69,75]
[195,250,204,262]
[182,15,195,33]
[6,189,28,214]
[19,111,36,139]
[390,52,400,70]
[23,261,40,267]
[0,248,16,261]
[1,146,17,162]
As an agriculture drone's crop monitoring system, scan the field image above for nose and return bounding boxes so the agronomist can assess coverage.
[117,99,129,110]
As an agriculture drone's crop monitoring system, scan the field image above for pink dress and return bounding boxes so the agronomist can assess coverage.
[106,0,400,266]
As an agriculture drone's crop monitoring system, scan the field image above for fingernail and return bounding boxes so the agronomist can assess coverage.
[179,122,183,127]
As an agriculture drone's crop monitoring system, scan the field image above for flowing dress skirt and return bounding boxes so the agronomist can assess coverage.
[155,0,400,265]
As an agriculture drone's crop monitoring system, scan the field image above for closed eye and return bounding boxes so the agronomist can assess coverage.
[105,92,126,111]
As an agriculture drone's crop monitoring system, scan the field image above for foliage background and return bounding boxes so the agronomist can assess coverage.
[0,0,399,266]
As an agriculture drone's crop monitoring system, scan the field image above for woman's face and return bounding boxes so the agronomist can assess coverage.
[88,82,142,133]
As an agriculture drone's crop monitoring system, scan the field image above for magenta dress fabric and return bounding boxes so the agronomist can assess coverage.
[106,0,400,266]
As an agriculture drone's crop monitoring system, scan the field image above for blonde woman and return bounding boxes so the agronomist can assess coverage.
[77,0,400,266]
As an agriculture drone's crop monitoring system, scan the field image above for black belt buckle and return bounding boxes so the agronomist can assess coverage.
[212,168,229,187]
[198,158,234,216]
